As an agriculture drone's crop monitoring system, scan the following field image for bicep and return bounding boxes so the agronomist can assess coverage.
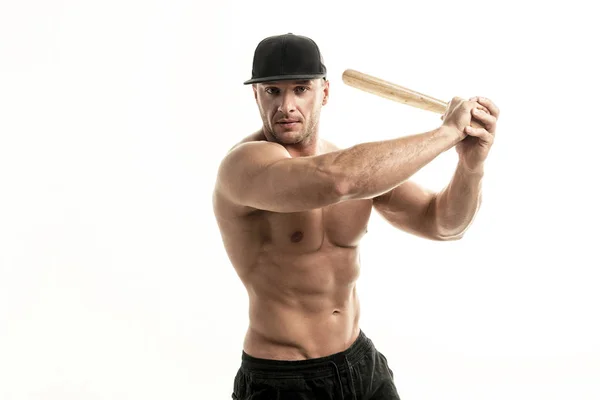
[216,142,343,213]
[373,180,440,239]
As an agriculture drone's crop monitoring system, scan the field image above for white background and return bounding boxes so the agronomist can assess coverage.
[1,0,599,399]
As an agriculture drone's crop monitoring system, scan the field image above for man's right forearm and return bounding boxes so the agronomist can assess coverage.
[328,126,460,200]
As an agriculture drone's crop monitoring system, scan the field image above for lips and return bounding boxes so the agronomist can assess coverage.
[276,120,300,129]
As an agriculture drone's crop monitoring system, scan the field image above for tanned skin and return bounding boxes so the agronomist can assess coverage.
[213,77,499,360]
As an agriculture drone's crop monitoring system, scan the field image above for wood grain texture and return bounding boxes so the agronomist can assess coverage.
[342,69,485,129]
[342,69,448,114]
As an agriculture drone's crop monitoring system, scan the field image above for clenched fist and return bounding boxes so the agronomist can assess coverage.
[442,96,500,171]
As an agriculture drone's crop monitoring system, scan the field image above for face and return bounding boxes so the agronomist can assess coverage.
[253,79,329,146]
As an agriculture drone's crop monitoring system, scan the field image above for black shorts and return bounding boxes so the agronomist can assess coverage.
[231,330,401,400]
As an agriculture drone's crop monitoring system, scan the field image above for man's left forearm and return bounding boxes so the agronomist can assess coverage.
[432,161,484,239]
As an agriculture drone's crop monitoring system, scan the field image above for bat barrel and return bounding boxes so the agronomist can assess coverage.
[341,69,448,114]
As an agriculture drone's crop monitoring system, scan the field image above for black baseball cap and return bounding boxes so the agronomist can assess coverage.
[243,33,327,85]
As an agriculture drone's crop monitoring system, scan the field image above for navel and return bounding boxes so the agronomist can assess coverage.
[290,230,304,243]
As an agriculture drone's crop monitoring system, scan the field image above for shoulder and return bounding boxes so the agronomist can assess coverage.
[222,138,289,169]
[235,130,267,147]
[213,133,285,216]
[215,133,290,192]
[320,138,342,153]
[221,130,278,157]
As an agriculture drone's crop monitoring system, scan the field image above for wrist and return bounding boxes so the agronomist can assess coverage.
[438,124,463,145]
[458,159,485,175]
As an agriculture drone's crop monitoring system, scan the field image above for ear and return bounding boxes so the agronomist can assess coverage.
[321,79,330,106]
[253,84,258,102]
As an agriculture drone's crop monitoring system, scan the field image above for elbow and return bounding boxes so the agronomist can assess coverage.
[432,219,467,241]
[428,196,466,241]
[432,230,465,241]
[321,158,353,202]
[332,177,353,201]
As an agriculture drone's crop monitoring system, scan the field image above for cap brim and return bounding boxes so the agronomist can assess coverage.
[243,73,326,85]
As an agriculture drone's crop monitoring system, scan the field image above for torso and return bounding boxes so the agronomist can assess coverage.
[213,132,373,360]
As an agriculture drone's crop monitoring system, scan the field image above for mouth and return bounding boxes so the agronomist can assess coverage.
[276,120,300,128]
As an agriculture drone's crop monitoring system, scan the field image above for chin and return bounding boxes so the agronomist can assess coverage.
[275,133,304,145]
[273,126,300,137]
[274,136,302,145]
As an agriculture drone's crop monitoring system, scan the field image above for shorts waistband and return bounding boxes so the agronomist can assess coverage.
[240,330,373,378]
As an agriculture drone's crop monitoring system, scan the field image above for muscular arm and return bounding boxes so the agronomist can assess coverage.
[373,160,483,240]
[432,161,483,239]
[214,126,462,213]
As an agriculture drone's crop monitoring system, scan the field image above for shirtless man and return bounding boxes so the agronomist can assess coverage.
[212,33,499,400]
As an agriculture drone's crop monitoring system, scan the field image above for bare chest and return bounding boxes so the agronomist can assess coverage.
[263,199,373,253]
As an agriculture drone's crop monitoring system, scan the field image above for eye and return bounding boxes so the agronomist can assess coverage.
[265,87,280,95]
[295,86,309,94]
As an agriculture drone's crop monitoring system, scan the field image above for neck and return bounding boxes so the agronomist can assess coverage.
[287,133,320,157]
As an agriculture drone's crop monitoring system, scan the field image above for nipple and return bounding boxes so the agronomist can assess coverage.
[290,231,304,243]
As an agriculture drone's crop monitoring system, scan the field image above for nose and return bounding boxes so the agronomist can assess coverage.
[277,90,297,114]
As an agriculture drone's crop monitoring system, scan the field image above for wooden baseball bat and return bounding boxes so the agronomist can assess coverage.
[342,69,448,114]
[341,69,486,130]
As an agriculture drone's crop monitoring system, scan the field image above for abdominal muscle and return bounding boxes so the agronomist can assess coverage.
[241,246,362,360]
